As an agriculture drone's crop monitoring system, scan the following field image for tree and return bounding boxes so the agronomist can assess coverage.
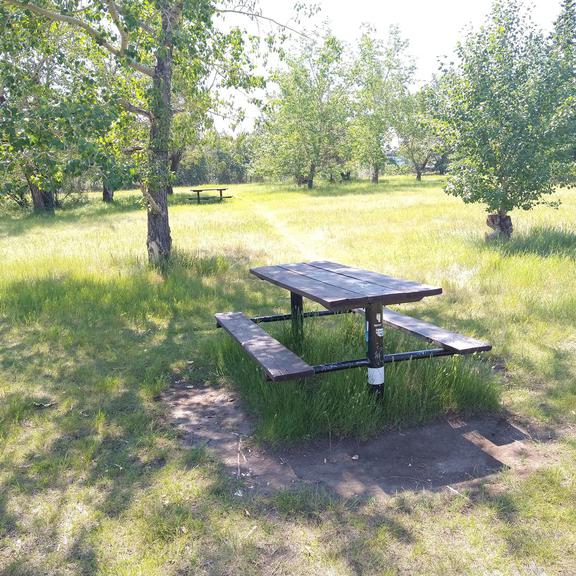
[395,88,438,181]
[0,16,118,212]
[2,0,264,263]
[349,26,413,184]
[437,0,576,239]
[551,0,576,168]
[174,130,252,185]
[253,35,349,188]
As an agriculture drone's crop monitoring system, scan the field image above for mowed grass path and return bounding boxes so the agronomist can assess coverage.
[1,176,575,575]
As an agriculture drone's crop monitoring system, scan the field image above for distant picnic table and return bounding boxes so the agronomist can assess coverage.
[188,187,231,205]
[216,261,492,388]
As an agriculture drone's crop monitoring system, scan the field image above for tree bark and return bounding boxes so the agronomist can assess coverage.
[307,163,315,189]
[24,169,54,213]
[371,165,379,184]
[167,148,184,195]
[103,178,114,202]
[146,1,181,265]
[416,168,422,181]
[486,209,513,240]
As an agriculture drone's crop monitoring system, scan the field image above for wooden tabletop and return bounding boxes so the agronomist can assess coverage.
[250,261,442,311]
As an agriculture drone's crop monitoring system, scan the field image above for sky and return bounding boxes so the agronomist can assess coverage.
[260,0,562,83]
[219,0,563,131]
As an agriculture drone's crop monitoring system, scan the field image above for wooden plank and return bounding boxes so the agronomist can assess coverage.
[191,188,228,192]
[215,312,315,381]
[250,265,365,310]
[278,262,388,297]
[309,261,442,298]
[380,308,492,353]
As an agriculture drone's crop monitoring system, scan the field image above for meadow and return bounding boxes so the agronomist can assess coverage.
[1,176,575,575]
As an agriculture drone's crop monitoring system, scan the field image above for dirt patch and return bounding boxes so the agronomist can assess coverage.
[164,383,558,499]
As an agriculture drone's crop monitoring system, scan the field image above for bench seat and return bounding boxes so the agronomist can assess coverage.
[215,312,315,381]
[381,308,491,354]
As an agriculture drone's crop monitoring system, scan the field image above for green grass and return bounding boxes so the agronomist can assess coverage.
[214,317,498,443]
[0,176,575,574]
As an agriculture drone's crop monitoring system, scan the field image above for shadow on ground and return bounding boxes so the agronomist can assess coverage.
[0,191,233,238]
[481,226,576,259]
[166,383,557,499]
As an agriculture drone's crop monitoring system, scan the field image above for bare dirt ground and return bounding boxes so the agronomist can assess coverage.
[163,382,559,499]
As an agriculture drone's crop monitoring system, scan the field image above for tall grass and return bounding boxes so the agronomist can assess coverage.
[212,314,499,443]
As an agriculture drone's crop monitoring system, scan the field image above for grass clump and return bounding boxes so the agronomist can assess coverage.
[213,314,499,443]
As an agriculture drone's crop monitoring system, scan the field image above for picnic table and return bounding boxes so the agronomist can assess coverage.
[216,261,491,389]
[188,187,231,204]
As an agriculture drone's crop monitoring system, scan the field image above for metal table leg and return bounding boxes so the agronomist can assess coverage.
[365,302,384,392]
[290,292,304,343]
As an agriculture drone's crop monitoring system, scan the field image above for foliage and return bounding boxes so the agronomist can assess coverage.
[349,26,414,183]
[436,0,576,234]
[175,131,252,185]
[252,35,350,187]
[395,87,439,180]
[0,15,119,210]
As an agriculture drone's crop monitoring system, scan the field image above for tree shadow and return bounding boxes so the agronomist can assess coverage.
[0,190,233,239]
[489,226,576,259]
[0,249,284,573]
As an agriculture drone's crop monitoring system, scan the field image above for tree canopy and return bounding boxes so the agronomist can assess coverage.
[437,0,576,238]
[349,26,413,184]
[252,35,349,188]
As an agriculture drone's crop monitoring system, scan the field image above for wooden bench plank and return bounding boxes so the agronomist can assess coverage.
[278,262,391,297]
[380,308,492,353]
[250,265,435,310]
[309,261,442,298]
[215,312,315,381]
[250,265,365,310]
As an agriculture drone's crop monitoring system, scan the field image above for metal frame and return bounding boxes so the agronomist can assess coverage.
[250,309,351,324]
[312,348,454,375]
[250,297,459,381]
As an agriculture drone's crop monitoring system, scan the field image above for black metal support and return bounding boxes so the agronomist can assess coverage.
[312,348,455,375]
[290,292,304,342]
[251,309,350,324]
[384,348,453,362]
[313,358,369,374]
[365,302,385,392]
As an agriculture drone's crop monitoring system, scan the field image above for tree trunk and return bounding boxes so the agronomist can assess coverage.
[416,168,422,181]
[486,209,513,240]
[167,148,184,195]
[24,170,54,213]
[371,165,379,184]
[146,2,180,265]
[103,178,114,203]
[307,163,315,189]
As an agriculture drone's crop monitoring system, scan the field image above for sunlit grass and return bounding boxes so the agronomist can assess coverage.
[0,176,575,574]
